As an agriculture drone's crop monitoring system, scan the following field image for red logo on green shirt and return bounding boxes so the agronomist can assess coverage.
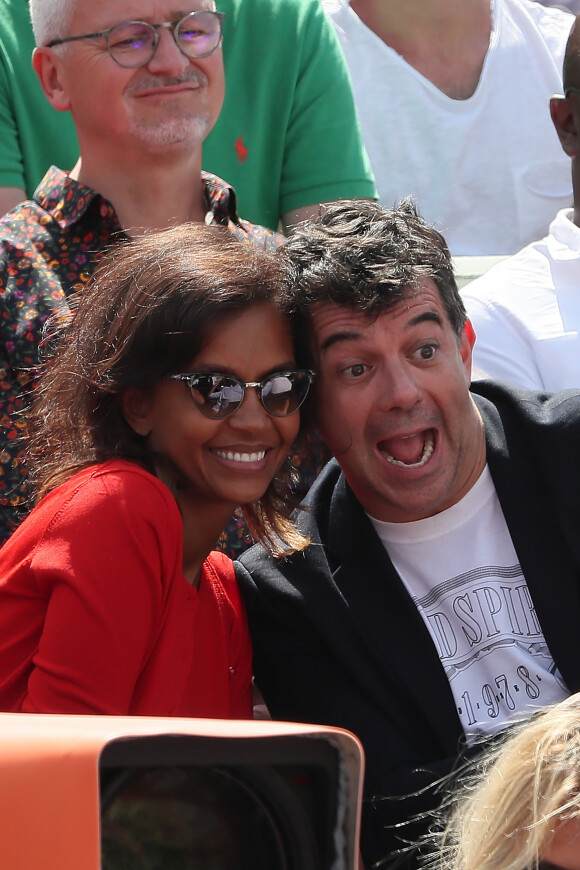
[234,135,248,163]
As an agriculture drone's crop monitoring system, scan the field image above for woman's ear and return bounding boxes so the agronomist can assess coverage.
[120,388,155,437]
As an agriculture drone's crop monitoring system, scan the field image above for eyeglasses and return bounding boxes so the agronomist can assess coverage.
[166,370,315,419]
[46,11,225,68]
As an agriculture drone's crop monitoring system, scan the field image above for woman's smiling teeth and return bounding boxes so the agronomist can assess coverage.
[214,449,267,463]
[381,431,435,468]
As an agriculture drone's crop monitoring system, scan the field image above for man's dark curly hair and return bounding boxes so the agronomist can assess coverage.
[278,198,466,366]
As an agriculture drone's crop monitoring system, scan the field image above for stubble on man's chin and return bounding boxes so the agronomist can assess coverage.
[132,114,211,148]
[125,68,215,148]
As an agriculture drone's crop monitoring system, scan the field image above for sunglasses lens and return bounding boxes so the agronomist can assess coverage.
[184,371,312,419]
[191,375,244,419]
[261,373,311,417]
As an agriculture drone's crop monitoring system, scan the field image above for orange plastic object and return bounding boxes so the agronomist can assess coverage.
[0,713,364,870]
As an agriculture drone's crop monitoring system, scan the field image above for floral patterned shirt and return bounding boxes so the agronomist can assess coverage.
[0,166,289,550]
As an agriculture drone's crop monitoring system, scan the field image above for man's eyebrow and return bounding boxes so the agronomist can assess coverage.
[319,331,365,353]
[319,311,444,352]
[406,311,443,329]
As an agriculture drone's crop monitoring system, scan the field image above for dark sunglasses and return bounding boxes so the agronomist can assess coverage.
[166,369,315,419]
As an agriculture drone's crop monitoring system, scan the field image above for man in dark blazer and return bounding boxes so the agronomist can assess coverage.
[236,199,580,868]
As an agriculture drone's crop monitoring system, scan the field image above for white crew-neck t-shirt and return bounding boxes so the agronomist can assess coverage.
[369,466,568,742]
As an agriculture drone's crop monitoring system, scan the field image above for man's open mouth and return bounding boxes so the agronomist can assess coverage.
[379,430,435,468]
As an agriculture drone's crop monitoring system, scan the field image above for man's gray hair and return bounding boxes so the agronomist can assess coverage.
[29,0,77,47]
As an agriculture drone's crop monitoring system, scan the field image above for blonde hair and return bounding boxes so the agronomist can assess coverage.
[434,694,580,870]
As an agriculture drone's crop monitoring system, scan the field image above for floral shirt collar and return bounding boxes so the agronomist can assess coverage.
[33,165,273,242]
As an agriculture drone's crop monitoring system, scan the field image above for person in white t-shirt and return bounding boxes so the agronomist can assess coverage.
[463,17,580,392]
[236,199,580,868]
[321,0,574,255]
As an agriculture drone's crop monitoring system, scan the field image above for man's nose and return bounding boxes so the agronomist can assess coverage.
[146,25,190,75]
[379,362,422,412]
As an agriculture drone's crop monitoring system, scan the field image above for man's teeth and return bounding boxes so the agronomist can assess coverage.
[383,433,435,468]
[215,450,266,463]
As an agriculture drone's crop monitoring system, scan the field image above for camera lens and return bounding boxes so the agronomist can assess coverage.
[101,766,289,869]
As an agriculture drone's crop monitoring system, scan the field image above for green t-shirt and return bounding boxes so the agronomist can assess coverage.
[0,0,79,195]
[204,0,377,227]
[0,0,376,228]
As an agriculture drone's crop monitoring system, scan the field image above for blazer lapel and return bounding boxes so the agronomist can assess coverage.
[321,474,463,754]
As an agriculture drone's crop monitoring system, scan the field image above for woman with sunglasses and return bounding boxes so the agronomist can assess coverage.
[0,223,313,717]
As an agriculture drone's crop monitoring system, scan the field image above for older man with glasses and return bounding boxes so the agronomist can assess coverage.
[0,0,337,546]
[0,0,376,225]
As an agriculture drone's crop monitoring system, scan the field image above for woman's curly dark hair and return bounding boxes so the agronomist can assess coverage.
[27,223,308,555]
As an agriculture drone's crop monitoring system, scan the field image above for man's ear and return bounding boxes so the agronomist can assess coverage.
[32,46,72,112]
[463,319,476,352]
[550,94,580,157]
[120,388,155,437]
[460,320,476,382]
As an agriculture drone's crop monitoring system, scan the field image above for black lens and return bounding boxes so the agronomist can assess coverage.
[101,766,288,869]
[261,373,310,417]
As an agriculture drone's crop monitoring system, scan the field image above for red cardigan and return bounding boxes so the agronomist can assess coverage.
[0,460,253,718]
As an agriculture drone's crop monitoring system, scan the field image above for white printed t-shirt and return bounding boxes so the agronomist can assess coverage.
[369,466,568,742]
